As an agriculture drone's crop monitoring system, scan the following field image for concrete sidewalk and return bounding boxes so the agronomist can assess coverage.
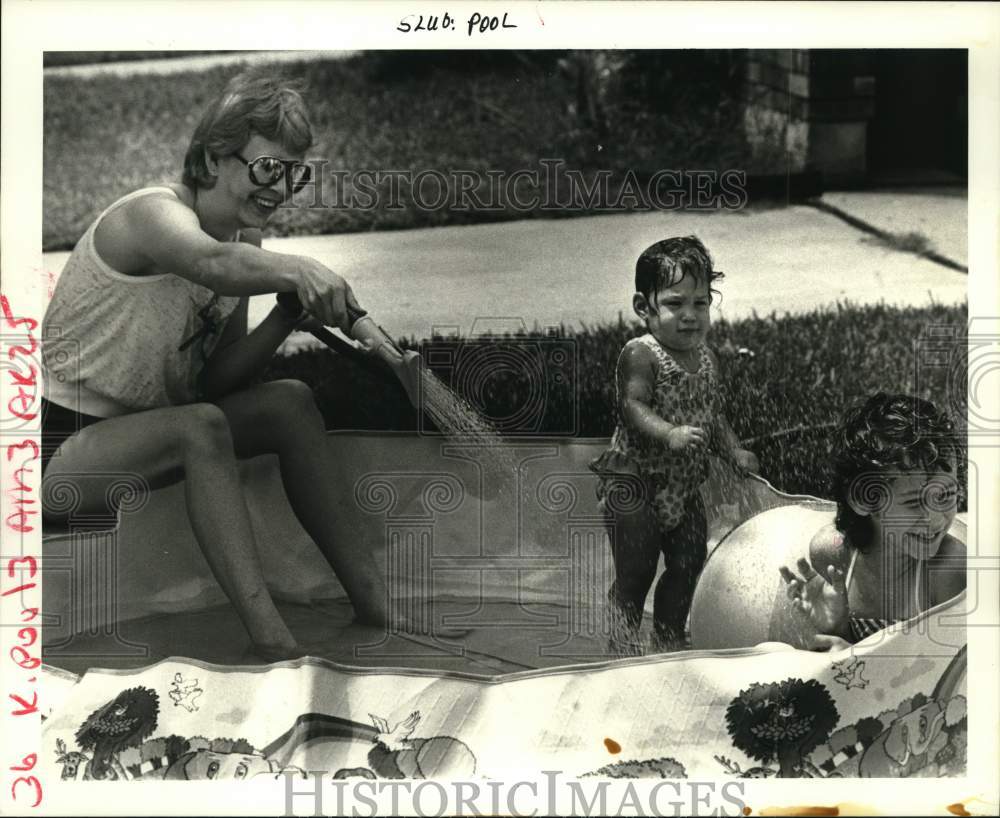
[41,191,967,348]
[822,188,967,267]
[44,50,357,79]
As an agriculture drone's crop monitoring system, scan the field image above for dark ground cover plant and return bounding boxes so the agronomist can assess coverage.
[44,51,754,250]
[262,301,967,500]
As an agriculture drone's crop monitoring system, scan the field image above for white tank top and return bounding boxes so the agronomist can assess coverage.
[43,187,240,416]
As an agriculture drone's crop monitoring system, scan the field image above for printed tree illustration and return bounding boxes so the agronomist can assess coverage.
[725,678,839,778]
[140,735,190,765]
[584,757,687,779]
[74,687,159,781]
[895,692,928,719]
[210,737,255,754]
[828,723,858,756]
[855,716,884,749]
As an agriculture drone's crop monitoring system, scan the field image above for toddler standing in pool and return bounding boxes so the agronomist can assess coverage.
[591,236,758,655]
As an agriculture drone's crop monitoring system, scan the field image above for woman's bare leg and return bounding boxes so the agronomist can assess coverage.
[43,403,297,653]
[214,380,387,623]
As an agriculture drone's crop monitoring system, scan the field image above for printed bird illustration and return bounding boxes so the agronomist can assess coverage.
[169,673,204,712]
[832,657,869,690]
[367,711,477,779]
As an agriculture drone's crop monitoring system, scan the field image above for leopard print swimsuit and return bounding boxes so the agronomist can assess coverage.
[591,334,721,531]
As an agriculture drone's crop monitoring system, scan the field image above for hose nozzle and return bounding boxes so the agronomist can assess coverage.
[349,313,422,407]
[277,292,422,409]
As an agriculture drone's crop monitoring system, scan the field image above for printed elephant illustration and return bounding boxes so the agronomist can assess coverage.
[858,695,965,777]
[859,647,967,778]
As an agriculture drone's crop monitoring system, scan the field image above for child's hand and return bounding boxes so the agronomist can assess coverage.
[732,448,759,475]
[778,558,849,636]
[810,634,852,652]
[666,425,707,452]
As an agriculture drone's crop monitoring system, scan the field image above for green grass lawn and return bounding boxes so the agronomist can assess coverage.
[263,301,968,500]
[44,51,751,250]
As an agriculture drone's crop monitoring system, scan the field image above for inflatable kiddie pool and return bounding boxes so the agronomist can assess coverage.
[40,432,969,787]
[42,432,965,667]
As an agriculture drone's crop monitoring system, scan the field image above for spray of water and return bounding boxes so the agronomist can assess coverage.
[417,367,521,499]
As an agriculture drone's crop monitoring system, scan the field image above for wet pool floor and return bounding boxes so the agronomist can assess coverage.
[43,597,661,678]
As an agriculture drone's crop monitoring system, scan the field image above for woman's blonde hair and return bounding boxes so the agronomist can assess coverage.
[183,71,313,190]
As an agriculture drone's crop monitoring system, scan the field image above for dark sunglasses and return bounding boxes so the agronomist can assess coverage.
[232,152,312,193]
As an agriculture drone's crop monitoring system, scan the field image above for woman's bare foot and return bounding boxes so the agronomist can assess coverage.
[245,640,310,664]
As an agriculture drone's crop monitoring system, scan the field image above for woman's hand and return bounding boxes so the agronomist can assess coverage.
[295,257,361,334]
[779,558,849,637]
[274,293,331,335]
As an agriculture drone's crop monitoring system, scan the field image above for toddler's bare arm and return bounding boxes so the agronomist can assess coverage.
[619,343,706,449]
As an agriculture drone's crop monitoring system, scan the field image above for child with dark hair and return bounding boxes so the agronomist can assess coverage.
[591,236,758,655]
[780,392,966,649]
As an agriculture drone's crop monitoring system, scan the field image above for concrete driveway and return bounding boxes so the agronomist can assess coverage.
[41,192,967,347]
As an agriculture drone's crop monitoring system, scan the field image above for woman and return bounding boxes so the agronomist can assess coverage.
[42,72,383,661]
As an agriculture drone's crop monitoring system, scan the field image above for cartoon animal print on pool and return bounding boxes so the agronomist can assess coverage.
[168,672,203,712]
[831,656,869,690]
[717,647,968,779]
[57,689,478,783]
[367,712,477,779]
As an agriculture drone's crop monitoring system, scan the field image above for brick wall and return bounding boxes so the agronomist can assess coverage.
[743,49,877,183]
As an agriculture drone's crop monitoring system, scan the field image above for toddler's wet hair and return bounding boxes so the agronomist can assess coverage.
[635,236,724,302]
[832,392,963,550]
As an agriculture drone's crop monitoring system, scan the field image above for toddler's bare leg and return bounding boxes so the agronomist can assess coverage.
[652,494,707,651]
[43,404,297,655]
[606,501,661,655]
